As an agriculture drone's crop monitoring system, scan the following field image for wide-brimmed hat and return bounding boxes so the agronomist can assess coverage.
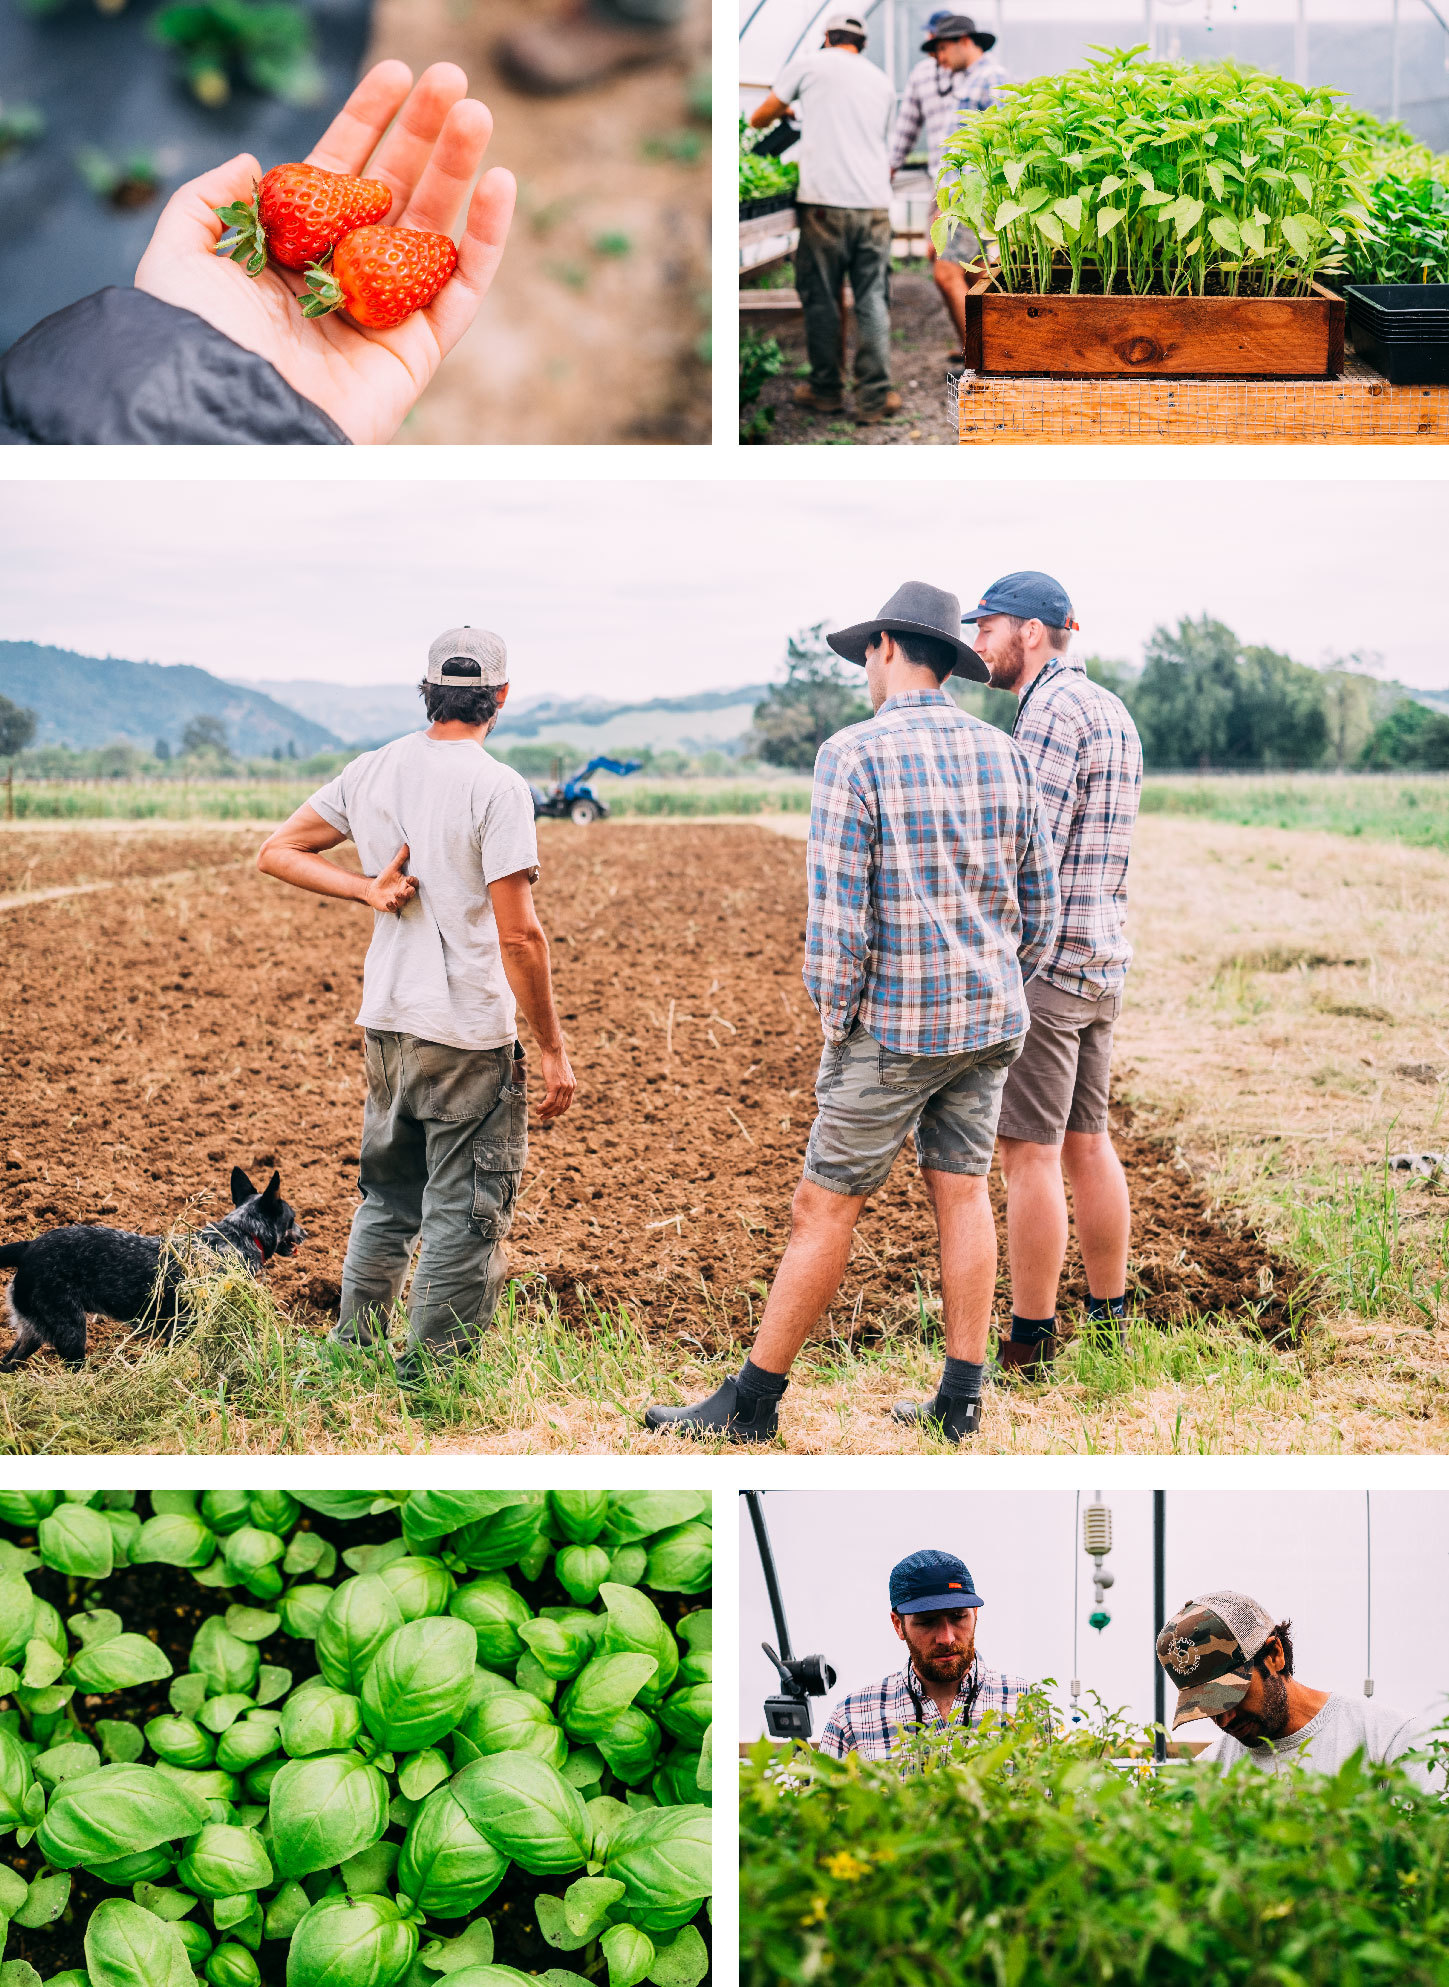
[827,581,988,682]
[1155,1592,1276,1729]
[923,12,996,51]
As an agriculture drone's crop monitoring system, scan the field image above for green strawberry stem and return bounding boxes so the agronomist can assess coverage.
[300,261,345,318]
[214,186,266,277]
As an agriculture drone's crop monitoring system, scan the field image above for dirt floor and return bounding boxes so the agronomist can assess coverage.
[0,820,1304,1385]
[743,267,961,445]
[371,0,711,444]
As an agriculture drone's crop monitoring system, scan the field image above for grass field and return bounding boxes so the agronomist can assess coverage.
[0,802,1445,1454]
[1143,772,1449,851]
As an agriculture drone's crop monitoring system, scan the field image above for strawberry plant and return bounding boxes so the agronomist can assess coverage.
[150,0,323,109]
[0,1489,712,1987]
[742,1689,1449,1985]
[936,45,1374,296]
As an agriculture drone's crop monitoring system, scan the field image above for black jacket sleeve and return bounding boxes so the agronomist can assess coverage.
[0,287,350,445]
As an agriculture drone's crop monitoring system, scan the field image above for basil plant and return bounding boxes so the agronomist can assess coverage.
[0,1489,712,1987]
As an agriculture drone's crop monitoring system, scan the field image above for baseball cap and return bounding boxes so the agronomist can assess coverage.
[959,571,1079,631]
[1155,1591,1277,1728]
[427,626,508,686]
[889,1548,985,1615]
[824,12,867,34]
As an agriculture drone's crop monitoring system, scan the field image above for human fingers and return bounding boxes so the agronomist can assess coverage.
[396,96,492,235]
[147,155,261,263]
[423,166,516,354]
[366,62,470,213]
[305,60,414,176]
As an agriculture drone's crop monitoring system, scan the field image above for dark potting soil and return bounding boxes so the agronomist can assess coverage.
[0,0,374,353]
[3,1498,709,1980]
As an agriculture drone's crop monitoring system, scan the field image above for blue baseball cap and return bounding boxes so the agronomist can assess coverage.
[959,570,1079,631]
[889,1548,985,1615]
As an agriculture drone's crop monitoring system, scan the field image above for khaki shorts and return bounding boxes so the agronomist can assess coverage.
[804,1024,1023,1197]
[996,979,1122,1146]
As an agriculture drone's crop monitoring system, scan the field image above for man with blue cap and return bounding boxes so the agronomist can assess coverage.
[963,574,1143,1379]
[816,1547,1030,1761]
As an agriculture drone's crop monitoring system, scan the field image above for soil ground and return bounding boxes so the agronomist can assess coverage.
[743,266,961,446]
[371,0,711,444]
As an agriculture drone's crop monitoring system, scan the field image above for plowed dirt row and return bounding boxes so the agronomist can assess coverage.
[0,822,1299,1367]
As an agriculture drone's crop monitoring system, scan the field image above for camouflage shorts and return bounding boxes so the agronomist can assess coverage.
[803,1024,1024,1197]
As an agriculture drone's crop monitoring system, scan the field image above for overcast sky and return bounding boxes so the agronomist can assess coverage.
[3,480,1446,693]
[739,1489,1449,1740]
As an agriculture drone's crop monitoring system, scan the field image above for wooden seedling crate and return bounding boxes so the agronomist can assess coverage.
[962,272,1345,380]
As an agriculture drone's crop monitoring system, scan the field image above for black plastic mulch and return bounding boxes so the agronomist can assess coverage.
[0,0,374,352]
[3,1497,710,1983]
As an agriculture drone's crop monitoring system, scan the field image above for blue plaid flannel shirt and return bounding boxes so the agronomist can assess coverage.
[803,689,1060,1057]
[1010,656,1143,1000]
[817,1659,1029,1765]
[890,51,1009,183]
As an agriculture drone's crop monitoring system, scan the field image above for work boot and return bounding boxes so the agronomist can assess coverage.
[854,390,902,426]
[496,5,687,94]
[891,1393,982,1442]
[996,1334,1057,1380]
[645,1376,779,1443]
[793,382,844,414]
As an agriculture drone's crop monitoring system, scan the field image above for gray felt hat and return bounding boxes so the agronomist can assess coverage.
[427,626,508,686]
[827,581,988,682]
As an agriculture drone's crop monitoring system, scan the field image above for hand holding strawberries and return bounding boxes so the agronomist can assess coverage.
[133,61,515,445]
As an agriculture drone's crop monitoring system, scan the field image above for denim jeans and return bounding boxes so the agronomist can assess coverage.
[334,1031,528,1374]
[794,203,893,412]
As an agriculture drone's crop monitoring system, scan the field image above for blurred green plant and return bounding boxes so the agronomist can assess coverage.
[75,146,162,210]
[0,102,45,163]
[151,0,324,109]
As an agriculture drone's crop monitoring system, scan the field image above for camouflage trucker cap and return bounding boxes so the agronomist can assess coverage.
[1155,1592,1276,1728]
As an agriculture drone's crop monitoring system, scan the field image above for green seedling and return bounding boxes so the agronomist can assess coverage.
[151,0,324,109]
[0,103,44,164]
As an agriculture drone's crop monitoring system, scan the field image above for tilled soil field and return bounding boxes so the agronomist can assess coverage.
[0,821,1301,1375]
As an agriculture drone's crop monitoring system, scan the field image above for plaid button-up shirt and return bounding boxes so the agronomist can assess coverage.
[804,689,1060,1057]
[817,1659,1029,1764]
[890,52,1008,183]
[1011,656,1143,1000]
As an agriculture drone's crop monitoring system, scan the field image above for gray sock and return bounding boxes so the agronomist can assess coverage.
[736,1358,789,1406]
[940,1356,984,1401]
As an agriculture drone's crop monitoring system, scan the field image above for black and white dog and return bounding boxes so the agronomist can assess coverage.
[0,1167,306,1370]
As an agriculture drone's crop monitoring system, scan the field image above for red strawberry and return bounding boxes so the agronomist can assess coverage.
[299,226,459,329]
[216,165,393,276]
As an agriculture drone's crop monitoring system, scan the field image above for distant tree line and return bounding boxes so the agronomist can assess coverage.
[749,617,1449,772]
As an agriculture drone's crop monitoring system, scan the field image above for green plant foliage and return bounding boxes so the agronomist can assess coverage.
[739,119,799,204]
[1345,172,1449,284]
[741,1690,1449,1984]
[0,1490,710,1983]
[937,45,1373,295]
[150,0,324,109]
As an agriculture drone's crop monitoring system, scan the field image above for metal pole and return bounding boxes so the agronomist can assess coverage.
[1153,1491,1166,1762]
[743,1491,794,1662]
[1295,0,1308,85]
[1391,0,1402,122]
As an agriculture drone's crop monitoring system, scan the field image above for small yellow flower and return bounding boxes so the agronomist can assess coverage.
[801,1895,829,1925]
[823,1851,870,1882]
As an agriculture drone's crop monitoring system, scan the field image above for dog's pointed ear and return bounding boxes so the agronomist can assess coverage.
[231,1166,258,1205]
[261,1171,282,1204]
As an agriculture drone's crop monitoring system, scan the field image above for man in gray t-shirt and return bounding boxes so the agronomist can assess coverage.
[257,625,576,1384]
[748,15,899,423]
[1156,1591,1439,1793]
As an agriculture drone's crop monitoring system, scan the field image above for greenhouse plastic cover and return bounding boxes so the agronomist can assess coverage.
[740,0,1449,147]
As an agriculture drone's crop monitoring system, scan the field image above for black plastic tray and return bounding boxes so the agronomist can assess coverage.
[1350,320,1449,384]
[0,0,374,353]
[1344,283,1449,330]
[740,192,797,222]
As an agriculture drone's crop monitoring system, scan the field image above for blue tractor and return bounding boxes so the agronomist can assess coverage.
[529,755,644,825]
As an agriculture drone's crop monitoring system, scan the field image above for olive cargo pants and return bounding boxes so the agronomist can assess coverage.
[334,1031,528,1379]
[794,202,893,413]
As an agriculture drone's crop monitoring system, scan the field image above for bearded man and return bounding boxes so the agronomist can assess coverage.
[815,1549,1030,1764]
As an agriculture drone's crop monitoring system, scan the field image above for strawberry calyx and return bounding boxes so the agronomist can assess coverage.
[299,260,346,319]
[214,184,268,278]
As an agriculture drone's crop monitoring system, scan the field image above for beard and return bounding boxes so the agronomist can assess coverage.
[985,628,1028,692]
[907,1634,974,1686]
[1221,1670,1290,1744]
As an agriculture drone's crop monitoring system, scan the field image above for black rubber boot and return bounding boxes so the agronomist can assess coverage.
[645,1376,780,1444]
[891,1393,982,1441]
[997,1335,1057,1380]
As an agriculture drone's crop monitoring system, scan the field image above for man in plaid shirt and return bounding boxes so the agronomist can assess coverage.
[965,572,1143,1379]
[817,1548,1030,1767]
[890,13,1007,357]
[646,581,1058,1446]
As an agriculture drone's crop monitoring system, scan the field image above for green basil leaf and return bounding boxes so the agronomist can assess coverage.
[132,1513,218,1569]
[145,1714,215,1769]
[642,1526,711,1597]
[418,1915,497,1972]
[177,1823,273,1897]
[14,1868,71,1927]
[132,1881,197,1922]
[604,1806,711,1933]
[287,1893,419,1987]
[535,1895,591,1952]
[38,1763,211,1869]
[39,1503,114,1579]
[453,1752,592,1875]
[361,1616,477,1753]
[83,1896,196,1987]
[268,1752,388,1879]
[547,1492,609,1544]
[0,1721,34,1828]
[559,1654,658,1742]
[464,1687,568,1768]
[645,1925,708,1987]
[403,1491,536,1541]
[190,1617,260,1699]
[554,1545,612,1606]
[380,1556,457,1622]
[600,1494,708,1546]
[398,1747,451,1802]
[67,1632,174,1693]
[200,1491,252,1535]
[599,1587,679,1707]
[340,1837,400,1895]
[596,1710,662,1786]
[35,1741,100,1787]
[279,1584,334,1642]
[0,1490,59,1525]
[0,1573,39,1667]
[399,1784,509,1917]
[216,1715,281,1774]
[562,1874,626,1938]
[603,1923,655,1987]
[248,1489,300,1535]
[95,1718,146,1765]
[450,1501,548,1575]
[451,1578,532,1670]
[263,1877,311,1939]
[316,1575,405,1694]
[282,1679,363,1758]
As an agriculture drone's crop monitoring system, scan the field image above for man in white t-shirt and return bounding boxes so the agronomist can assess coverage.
[749,15,900,424]
[1156,1591,1439,1793]
[257,626,576,1385]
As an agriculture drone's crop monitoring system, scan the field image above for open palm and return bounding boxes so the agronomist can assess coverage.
[134,61,515,444]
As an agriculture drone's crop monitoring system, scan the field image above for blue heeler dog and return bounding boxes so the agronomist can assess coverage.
[0,1167,305,1370]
